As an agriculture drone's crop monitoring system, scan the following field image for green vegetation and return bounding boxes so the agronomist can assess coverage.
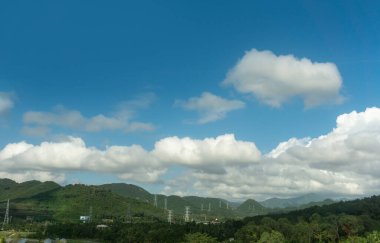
[2,179,380,242]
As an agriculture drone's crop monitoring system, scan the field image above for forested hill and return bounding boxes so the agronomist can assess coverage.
[0,178,60,201]
[246,195,380,224]
[0,178,335,223]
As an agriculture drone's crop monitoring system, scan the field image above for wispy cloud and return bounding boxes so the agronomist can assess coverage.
[22,93,156,136]
[175,92,245,124]
[0,92,15,116]
[223,49,344,108]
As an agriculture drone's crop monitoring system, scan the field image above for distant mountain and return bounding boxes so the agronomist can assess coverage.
[0,178,341,223]
[99,183,236,218]
[236,199,269,216]
[260,193,332,209]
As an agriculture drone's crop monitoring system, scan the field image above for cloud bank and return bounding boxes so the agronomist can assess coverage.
[175,92,245,123]
[223,49,343,108]
[2,107,380,200]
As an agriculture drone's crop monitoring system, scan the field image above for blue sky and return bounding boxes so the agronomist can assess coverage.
[1,1,380,200]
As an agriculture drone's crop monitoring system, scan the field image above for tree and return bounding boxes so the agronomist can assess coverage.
[182,232,218,243]
[366,231,380,243]
[258,230,285,243]
[235,222,258,243]
[339,214,364,237]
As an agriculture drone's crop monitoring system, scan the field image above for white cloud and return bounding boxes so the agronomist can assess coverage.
[153,134,261,172]
[0,137,164,183]
[0,92,14,116]
[223,49,343,108]
[175,92,245,124]
[4,108,380,200]
[23,98,155,135]
[162,107,380,200]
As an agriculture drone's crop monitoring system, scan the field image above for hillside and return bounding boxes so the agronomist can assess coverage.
[260,193,331,208]
[100,183,152,203]
[1,181,166,222]
[100,183,237,219]
[0,178,344,223]
[0,179,61,202]
[236,199,269,216]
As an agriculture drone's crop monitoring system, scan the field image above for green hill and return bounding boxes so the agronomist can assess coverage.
[236,199,268,216]
[99,183,152,203]
[0,179,61,202]
[260,193,330,208]
[1,181,166,223]
[0,178,341,223]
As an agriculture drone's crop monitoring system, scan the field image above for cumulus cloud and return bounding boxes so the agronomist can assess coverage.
[0,134,260,184]
[4,107,380,200]
[153,134,261,172]
[223,49,343,108]
[0,137,164,183]
[23,94,155,135]
[163,107,380,200]
[175,92,245,123]
[0,92,14,116]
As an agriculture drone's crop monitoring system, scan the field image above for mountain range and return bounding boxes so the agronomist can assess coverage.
[0,178,335,223]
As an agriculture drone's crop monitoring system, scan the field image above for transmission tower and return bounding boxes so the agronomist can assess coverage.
[126,204,132,223]
[184,206,190,222]
[2,199,9,230]
[164,198,167,210]
[219,200,221,208]
[201,203,203,211]
[208,203,211,212]
[89,206,93,222]
[154,194,158,207]
[167,210,173,224]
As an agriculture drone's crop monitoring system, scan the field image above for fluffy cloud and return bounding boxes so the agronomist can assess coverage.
[0,134,260,184]
[153,134,260,172]
[175,92,245,123]
[23,98,155,135]
[0,92,14,116]
[223,49,343,108]
[4,107,380,200]
[0,137,163,183]
[163,107,380,200]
